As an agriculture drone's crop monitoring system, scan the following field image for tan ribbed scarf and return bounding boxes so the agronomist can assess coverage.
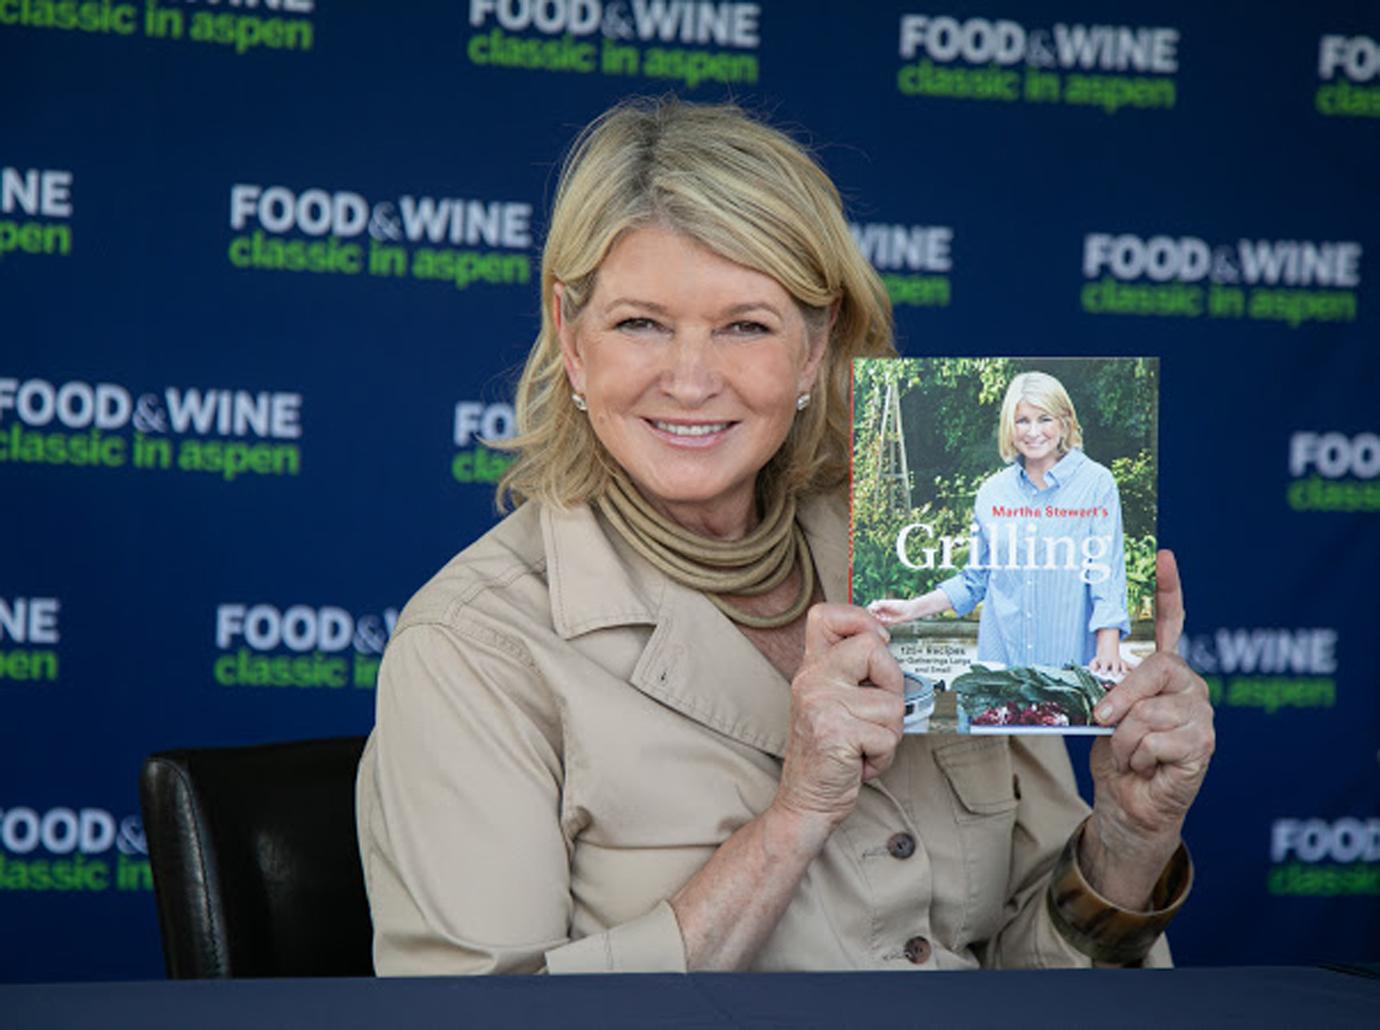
[595,471,814,629]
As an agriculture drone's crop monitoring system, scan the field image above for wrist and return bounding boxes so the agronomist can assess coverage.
[1048,817,1193,965]
[762,798,836,863]
[1083,810,1182,909]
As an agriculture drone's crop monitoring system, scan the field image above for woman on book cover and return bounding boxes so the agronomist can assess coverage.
[869,371,1132,677]
[357,100,1211,976]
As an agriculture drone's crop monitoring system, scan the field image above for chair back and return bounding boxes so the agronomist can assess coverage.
[139,736,373,978]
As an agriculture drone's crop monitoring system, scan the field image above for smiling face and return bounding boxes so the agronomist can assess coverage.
[556,225,826,538]
[1012,400,1064,468]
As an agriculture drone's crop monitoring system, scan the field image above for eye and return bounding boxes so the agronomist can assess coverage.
[615,317,664,334]
[722,320,771,337]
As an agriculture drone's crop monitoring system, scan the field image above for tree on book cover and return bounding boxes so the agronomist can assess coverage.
[850,357,1158,734]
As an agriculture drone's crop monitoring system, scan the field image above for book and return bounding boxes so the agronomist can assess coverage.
[850,357,1158,734]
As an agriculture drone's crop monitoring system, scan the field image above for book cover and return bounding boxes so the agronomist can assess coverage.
[850,358,1158,734]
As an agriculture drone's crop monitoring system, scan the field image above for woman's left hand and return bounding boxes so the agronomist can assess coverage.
[1083,550,1214,909]
[1088,628,1128,678]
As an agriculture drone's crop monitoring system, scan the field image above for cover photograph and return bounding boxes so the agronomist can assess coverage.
[850,358,1159,734]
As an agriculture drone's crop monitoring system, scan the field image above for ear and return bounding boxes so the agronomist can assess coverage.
[553,282,585,394]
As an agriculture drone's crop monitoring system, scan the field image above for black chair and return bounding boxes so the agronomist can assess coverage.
[139,736,374,978]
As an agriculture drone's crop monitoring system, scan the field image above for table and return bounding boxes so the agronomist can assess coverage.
[5,966,1379,1029]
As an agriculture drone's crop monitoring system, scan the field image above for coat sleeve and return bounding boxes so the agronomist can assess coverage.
[357,619,688,975]
[981,737,1173,969]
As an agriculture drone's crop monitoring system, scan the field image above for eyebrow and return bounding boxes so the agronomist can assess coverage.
[603,298,785,320]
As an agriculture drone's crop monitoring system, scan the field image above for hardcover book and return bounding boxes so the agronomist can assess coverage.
[850,357,1158,734]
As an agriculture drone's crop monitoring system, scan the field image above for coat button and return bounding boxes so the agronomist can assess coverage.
[904,935,932,964]
[886,832,916,859]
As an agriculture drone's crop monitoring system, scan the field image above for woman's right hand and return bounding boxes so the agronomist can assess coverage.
[866,597,918,625]
[771,604,905,835]
[670,604,904,970]
[868,589,952,625]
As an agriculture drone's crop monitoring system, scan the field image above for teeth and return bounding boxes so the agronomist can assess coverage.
[653,421,730,437]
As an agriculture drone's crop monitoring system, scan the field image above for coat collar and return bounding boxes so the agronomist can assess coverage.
[541,493,849,759]
[1017,446,1087,491]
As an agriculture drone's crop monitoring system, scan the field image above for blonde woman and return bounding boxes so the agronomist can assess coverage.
[357,101,1212,975]
[870,371,1131,678]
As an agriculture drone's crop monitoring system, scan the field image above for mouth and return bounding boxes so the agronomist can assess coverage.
[645,418,736,447]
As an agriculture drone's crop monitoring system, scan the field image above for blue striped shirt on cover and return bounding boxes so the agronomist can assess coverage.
[938,448,1131,668]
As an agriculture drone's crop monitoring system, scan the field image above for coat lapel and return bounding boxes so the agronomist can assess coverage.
[542,494,849,761]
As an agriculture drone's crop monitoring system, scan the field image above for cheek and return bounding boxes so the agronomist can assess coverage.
[584,341,651,404]
[728,348,805,411]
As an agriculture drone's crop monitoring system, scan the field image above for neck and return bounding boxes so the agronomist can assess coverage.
[1023,452,1058,487]
[642,488,759,542]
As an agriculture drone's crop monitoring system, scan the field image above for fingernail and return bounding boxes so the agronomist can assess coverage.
[1095,703,1113,724]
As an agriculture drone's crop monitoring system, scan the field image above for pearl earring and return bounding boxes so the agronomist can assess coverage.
[795,393,811,411]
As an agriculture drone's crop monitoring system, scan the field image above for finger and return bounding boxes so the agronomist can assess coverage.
[804,603,889,659]
[1109,695,1190,770]
[839,684,906,730]
[856,718,903,777]
[804,628,903,697]
[1099,657,1127,678]
[805,626,899,690]
[1094,652,1204,726]
[1127,725,1212,777]
[866,641,904,697]
[1155,549,1185,652]
[871,608,905,626]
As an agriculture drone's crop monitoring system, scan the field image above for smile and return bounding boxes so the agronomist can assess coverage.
[651,420,733,437]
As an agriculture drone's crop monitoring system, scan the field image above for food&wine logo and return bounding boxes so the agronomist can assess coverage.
[213,602,397,690]
[1287,431,1380,513]
[1182,627,1338,715]
[849,221,953,308]
[228,183,534,291]
[0,596,59,686]
[1317,34,1380,118]
[0,805,149,894]
[1080,233,1362,328]
[464,0,761,89]
[1270,817,1380,896]
[452,400,516,485]
[0,0,315,56]
[896,14,1178,114]
[1,167,72,262]
[0,375,304,482]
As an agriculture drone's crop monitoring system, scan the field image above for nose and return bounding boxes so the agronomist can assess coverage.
[658,333,722,407]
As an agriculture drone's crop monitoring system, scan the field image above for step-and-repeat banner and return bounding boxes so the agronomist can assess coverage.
[2,0,1377,981]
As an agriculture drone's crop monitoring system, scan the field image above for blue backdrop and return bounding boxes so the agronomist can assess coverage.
[2,0,1377,981]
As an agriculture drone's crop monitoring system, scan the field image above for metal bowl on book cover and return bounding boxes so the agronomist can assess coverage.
[902,672,938,732]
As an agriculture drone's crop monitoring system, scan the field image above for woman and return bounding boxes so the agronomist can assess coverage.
[356,98,1213,974]
[870,371,1132,678]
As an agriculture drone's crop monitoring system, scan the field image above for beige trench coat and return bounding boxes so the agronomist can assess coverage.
[356,493,1171,973]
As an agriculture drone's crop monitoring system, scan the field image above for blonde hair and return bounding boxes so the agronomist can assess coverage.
[997,371,1085,463]
[496,96,895,510]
